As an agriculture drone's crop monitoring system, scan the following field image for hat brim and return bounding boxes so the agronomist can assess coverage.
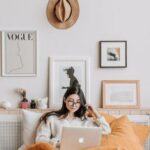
[47,0,80,29]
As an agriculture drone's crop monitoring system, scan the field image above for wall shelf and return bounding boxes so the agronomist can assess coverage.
[0,108,150,115]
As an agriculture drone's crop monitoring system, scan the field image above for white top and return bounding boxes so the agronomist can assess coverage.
[35,115,111,147]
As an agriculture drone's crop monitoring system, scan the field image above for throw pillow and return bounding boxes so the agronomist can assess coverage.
[101,116,143,150]
[22,110,42,145]
[100,112,150,145]
[99,112,116,124]
[131,122,150,145]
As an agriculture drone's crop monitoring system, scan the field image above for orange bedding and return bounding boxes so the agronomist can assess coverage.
[25,115,150,150]
[85,146,127,150]
[25,142,54,150]
[100,112,150,146]
[85,116,144,150]
[25,143,127,150]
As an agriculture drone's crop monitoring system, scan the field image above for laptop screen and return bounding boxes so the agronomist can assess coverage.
[60,126,102,150]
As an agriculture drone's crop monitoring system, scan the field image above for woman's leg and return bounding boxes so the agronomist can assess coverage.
[25,142,54,150]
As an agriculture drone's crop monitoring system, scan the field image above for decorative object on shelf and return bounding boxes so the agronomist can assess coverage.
[49,56,90,108]
[30,99,36,109]
[36,97,48,109]
[2,31,37,76]
[16,88,29,109]
[102,80,140,109]
[47,0,79,29]
[0,101,12,109]
[20,99,29,109]
[99,41,127,68]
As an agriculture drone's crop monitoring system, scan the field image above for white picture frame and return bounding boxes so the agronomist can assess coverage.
[49,56,90,109]
[2,31,37,76]
[102,80,140,109]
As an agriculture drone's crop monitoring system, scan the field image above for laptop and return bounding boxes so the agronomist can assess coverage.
[60,126,102,150]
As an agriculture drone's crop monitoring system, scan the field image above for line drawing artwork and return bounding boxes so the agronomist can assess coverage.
[8,42,24,73]
[2,31,37,76]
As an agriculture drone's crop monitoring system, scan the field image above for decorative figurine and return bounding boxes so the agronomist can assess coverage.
[30,99,36,109]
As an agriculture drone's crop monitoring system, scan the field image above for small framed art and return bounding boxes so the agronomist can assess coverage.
[2,31,37,76]
[49,56,91,109]
[100,41,127,68]
[102,80,140,109]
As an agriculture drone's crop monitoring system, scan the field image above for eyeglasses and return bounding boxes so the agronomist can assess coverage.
[67,100,81,106]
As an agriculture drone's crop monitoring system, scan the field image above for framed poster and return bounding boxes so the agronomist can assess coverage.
[2,31,37,76]
[102,80,140,109]
[49,56,90,108]
[100,41,127,68]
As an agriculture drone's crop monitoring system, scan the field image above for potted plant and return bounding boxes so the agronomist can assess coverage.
[16,88,29,109]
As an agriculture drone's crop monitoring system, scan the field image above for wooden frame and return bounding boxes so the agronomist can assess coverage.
[100,41,127,68]
[1,31,37,76]
[102,80,140,109]
[49,56,90,109]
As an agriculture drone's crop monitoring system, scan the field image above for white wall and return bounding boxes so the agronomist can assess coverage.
[0,0,150,108]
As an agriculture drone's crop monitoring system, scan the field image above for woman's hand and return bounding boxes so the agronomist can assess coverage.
[85,105,102,127]
[56,142,60,148]
[85,105,100,119]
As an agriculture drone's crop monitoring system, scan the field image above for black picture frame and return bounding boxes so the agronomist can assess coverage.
[99,41,127,68]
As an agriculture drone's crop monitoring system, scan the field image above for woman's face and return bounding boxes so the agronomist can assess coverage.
[65,94,81,113]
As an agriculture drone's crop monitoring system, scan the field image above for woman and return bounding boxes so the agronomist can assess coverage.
[35,86,111,148]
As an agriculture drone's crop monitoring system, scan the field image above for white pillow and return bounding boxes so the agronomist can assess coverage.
[22,109,42,145]
[18,144,27,150]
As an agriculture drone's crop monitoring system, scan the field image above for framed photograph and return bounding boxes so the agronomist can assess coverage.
[100,41,127,68]
[2,31,37,76]
[49,56,90,108]
[102,80,140,109]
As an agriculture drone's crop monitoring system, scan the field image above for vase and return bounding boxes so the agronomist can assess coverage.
[20,98,29,109]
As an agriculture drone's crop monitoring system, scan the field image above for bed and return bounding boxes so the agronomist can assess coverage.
[0,109,149,150]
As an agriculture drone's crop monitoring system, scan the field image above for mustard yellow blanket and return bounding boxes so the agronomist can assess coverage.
[25,115,149,150]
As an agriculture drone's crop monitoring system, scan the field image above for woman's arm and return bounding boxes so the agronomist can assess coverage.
[86,105,111,134]
[35,121,51,143]
[35,120,60,147]
[94,116,111,134]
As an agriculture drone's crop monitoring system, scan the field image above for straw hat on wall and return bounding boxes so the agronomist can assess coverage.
[47,0,80,29]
